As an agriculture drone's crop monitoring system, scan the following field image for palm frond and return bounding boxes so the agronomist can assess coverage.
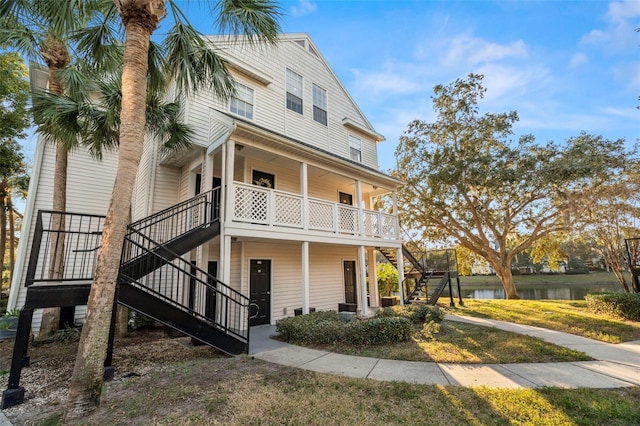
[147,40,168,97]
[215,0,281,44]
[160,120,194,154]
[56,63,100,103]
[0,18,41,62]
[31,90,83,151]
[163,21,235,99]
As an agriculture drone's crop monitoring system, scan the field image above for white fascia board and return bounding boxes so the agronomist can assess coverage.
[342,118,385,142]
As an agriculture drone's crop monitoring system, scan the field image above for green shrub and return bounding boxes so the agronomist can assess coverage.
[52,327,81,342]
[276,310,345,344]
[585,293,640,321]
[375,304,445,324]
[276,310,412,346]
[344,317,412,345]
[421,320,441,340]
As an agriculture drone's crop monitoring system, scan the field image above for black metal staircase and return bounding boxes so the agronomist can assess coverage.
[378,246,462,306]
[3,187,249,409]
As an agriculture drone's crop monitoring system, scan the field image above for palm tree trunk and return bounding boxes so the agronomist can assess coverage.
[39,37,71,338]
[64,12,154,419]
[39,144,68,338]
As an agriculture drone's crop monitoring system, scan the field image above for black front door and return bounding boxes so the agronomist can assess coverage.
[206,261,217,319]
[343,260,357,304]
[250,260,271,326]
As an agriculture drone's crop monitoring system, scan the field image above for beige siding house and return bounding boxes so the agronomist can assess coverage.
[9,33,404,332]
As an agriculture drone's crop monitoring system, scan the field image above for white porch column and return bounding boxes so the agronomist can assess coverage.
[220,141,235,281]
[300,162,308,231]
[223,140,236,228]
[368,249,379,308]
[392,190,399,239]
[302,241,310,314]
[221,235,232,284]
[396,247,405,306]
[355,180,364,236]
[198,152,214,270]
[358,245,368,316]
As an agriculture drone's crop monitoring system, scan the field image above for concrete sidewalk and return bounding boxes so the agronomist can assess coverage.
[249,315,640,389]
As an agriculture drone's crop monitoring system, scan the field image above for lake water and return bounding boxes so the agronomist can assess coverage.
[449,283,623,300]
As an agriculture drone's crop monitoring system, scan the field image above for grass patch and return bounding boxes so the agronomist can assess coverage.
[309,320,591,363]
[446,299,640,343]
[55,357,640,426]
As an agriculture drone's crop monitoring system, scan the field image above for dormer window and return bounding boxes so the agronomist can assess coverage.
[286,68,303,114]
[349,135,362,162]
[230,82,254,119]
[312,84,327,126]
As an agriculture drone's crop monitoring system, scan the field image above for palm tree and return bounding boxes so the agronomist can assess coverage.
[0,0,122,337]
[64,1,281,418]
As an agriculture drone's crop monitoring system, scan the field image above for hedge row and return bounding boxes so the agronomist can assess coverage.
[375,303,445,324]
[585,292,640,321]
[275,310,412,345]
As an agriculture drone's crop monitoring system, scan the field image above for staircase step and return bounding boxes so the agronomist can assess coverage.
[118,282,247,355]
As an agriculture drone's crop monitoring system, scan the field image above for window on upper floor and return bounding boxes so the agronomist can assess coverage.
[286,68,303,114]
[349,135,362,163]
[312,84,327,125]
[230,82,254,119]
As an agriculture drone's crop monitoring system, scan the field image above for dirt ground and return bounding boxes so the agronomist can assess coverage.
[0,327,239,425]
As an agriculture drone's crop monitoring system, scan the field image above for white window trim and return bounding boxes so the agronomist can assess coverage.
[349,135,362,163]
[312,83,327,125]
[229,82,254,120]
[286,68,303,114]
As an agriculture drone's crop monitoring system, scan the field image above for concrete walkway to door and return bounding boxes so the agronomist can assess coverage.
[248,315,640,389]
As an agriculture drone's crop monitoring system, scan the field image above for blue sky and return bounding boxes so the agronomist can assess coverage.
[177,0,639,172]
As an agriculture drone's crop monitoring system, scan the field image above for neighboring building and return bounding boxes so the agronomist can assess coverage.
[7,34,404,336]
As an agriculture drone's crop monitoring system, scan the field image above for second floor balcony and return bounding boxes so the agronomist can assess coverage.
[231,182,398,241]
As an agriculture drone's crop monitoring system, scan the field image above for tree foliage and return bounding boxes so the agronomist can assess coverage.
[0,52,29,291]
[581,169,640,292]
[394,74,632,299]
[377,262,399,297]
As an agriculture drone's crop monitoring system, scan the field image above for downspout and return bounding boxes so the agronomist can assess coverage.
[8,137,46,310]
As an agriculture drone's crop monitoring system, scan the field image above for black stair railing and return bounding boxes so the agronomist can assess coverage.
[128,187,220,246]
[25,210,106,286]
[402,248,458,304]
[121,227,249,345]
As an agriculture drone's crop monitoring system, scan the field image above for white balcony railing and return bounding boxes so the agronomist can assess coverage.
[232,182,397,239]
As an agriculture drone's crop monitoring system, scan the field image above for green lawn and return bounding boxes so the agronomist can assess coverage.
[53,357,640,426]
[445,299,640,343]
[307,320,592,364]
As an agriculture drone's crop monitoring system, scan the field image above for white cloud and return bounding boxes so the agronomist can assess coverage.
[613,61,640,90]
[475,63,552,105]
[351,68,421,96]
[290,0,317,17]
[443,36,528,66]
[606,0,640,22]
[569,53,589,69]
[580,0,640,51]
[599,106,640,119]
